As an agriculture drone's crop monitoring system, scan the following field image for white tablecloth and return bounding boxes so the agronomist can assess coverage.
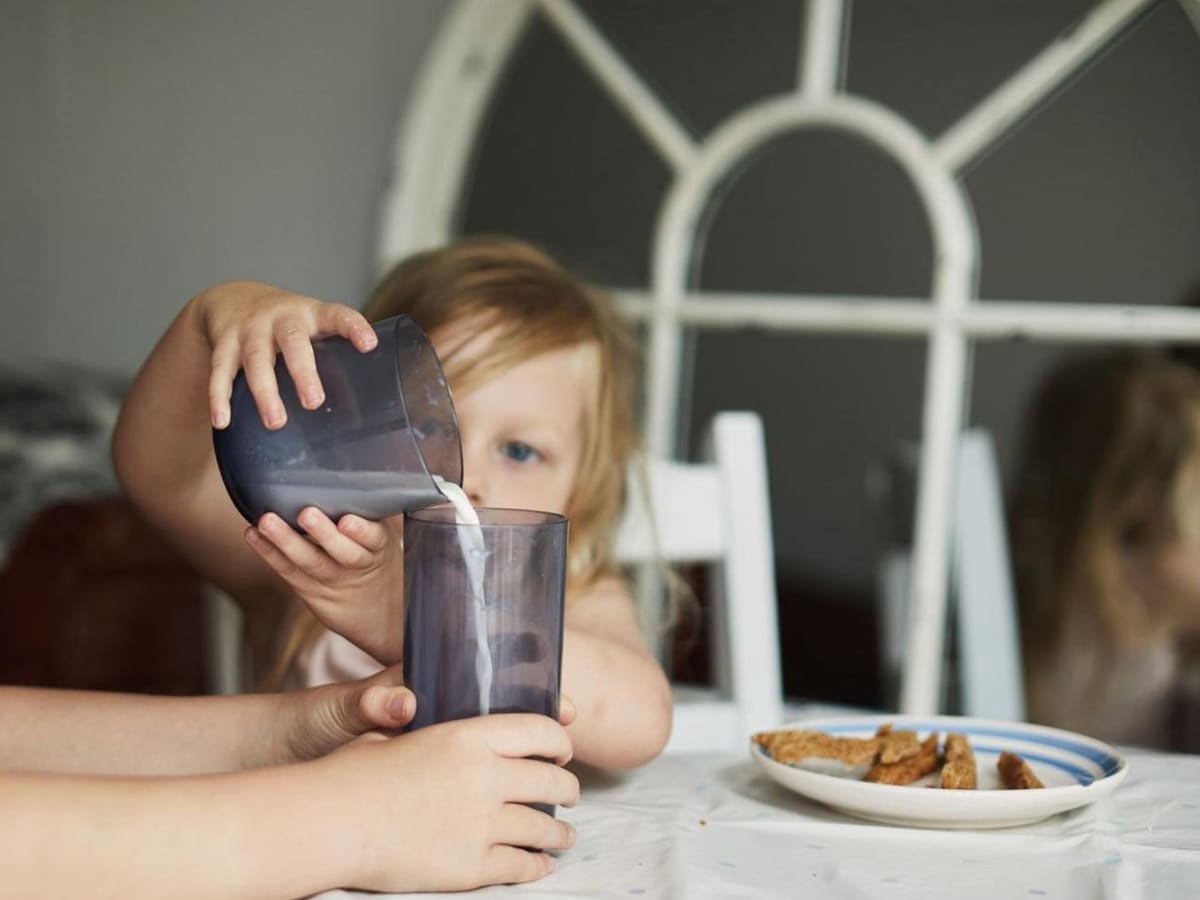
[317,742,1200,899]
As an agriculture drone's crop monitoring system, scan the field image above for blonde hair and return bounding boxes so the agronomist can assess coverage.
[271,236,641,684]
[1012,349,1200,714]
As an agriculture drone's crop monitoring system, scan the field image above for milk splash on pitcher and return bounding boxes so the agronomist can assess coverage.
[433,477,493,714]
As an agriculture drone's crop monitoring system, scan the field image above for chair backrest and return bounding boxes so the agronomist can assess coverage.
[615,411,784,752]
[951,430,1025,721]
[873,428,1025,720]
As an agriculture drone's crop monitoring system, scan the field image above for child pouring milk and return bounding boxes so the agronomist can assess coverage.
[113,235,673,770]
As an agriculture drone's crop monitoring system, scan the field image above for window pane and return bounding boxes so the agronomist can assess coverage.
[966,3,1200,304]
[460,17,669,286]
[689,331,926,707]
[697,131,933,297]
[846,0,1096,138]
[581,0,800,137]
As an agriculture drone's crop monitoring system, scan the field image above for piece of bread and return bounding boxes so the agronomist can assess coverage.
[939,732,977,790]
[997,751,1044,789]
[752,729,881,766]
[863,733,940,785]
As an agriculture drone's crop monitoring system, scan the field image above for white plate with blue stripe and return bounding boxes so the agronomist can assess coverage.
[751,714,1127,829]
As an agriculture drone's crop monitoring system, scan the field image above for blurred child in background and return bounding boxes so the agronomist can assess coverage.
[1011,349,1200,749]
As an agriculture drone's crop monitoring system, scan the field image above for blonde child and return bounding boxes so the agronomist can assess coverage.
[2,670,578,896]
[113,236,672,769]
[1011,349,1200,748]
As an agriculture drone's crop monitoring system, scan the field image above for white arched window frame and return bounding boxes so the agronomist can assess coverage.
[376,0,1200,716]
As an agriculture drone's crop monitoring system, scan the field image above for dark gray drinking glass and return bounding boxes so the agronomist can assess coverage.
[403,507,567,814]
[212,314,462,528]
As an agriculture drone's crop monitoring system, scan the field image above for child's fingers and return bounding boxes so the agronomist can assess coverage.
[274,316,325,410]
[241,331,287,430]
[492,804,576,851]
[208,337,242,429]
[315,303,377,353]
[483,846,556,886]
[498,758,580,809]
[364,662,406,689]
[251,514,336,581]
[358,683,416,729]
[336,515,390,553]
[477,714,574,766]
[557,695,577,727]
[297,508,378,568]
[341,666,412,734]
[244,524,310,584]
[355,681,417,734]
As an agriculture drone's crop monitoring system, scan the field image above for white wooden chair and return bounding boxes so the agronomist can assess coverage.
[205,585,248,695]
[950,430,1026,721]
[615,411,785,752]
[875,429,1026,721]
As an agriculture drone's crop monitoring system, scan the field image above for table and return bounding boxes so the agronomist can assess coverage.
[317,741,1200,899]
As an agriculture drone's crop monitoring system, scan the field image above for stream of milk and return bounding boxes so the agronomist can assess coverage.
[433,478,492,714]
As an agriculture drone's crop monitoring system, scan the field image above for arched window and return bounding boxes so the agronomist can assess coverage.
[376,0,1200,714]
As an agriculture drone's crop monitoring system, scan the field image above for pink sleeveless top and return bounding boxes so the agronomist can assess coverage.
[300,629,384,687]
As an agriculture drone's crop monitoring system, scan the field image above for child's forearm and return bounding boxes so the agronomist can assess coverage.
[561,627,672,769]
[1,764,352,900]
[112,288,224,505]
[0,687,285,775]
[111,282,290,603]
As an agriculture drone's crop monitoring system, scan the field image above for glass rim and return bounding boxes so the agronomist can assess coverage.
[406,505,567,528]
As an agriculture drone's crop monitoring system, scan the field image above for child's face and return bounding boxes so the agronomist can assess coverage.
[1120,461,1200,636]
[432,320,596,516]
[1154,463,1200,634]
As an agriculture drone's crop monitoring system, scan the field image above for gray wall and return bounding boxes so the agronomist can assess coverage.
[0,0,445,375]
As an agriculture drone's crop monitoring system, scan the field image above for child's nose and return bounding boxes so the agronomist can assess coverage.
[464,480,485,507]
[461,457,487,507]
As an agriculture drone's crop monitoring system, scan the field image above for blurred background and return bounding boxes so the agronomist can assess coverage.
[2,1,1199,729]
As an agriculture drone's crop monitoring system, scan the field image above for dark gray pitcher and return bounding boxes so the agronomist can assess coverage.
[212,314,461,527]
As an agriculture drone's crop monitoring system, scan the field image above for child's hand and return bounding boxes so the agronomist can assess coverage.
[246,506,405,664]
[270,664,415,765]
[194,281,378,430]
[321,714,578,892]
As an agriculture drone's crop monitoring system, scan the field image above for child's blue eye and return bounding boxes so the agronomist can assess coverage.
[501,441,540,463]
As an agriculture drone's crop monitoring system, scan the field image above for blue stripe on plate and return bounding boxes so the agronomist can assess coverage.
[969,745,1095,785]
[818,721,1121,776]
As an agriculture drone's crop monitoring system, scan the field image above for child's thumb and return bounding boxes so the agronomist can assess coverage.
[357,684,416,730]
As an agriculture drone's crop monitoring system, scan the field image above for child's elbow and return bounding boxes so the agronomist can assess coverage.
[642,675,675,763]
[609,670,674,770]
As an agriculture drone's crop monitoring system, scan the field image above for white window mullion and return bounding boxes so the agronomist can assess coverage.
[375,0,535,264]
[799,0,848,98]
[904,318,972,715]
[963,302,1200,342]
[622,291,935,334]
[933,0,1157,172]
[535,0,698,172]
[618,291,1200,344]
[1183,0,1200,38]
